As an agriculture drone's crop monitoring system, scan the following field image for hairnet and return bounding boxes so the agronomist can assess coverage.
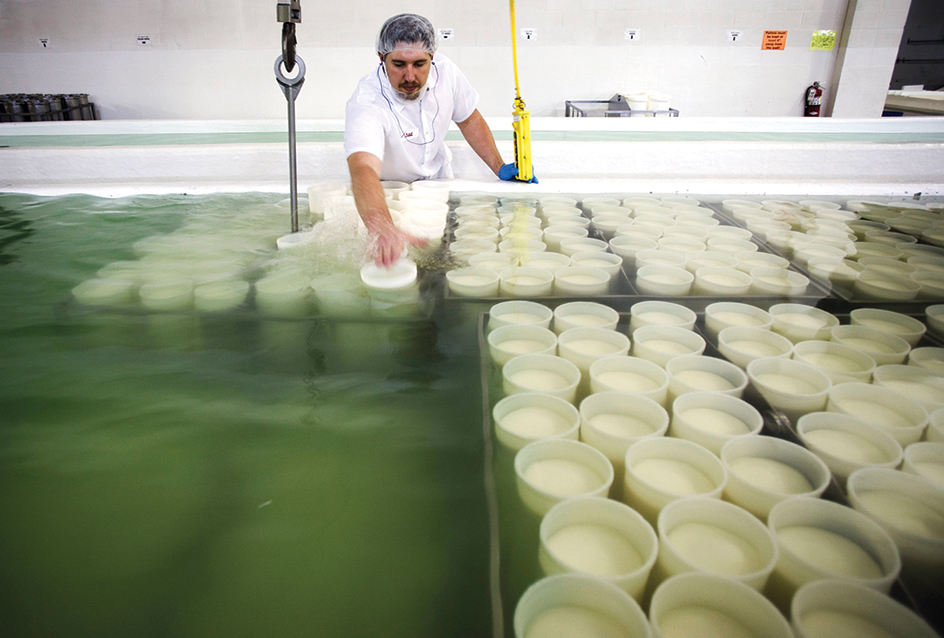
[376,14,437,57]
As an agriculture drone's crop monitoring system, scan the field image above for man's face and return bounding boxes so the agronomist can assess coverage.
[380,46,432,101]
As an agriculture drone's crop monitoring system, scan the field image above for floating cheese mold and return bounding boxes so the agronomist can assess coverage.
[632,325,706,368]
[826,382,928,446]
[769,304,839,343]
[830,325,911,367]
[552,301,619,334]
[653,498,778,592]
[72,277,136,307]
[519,251,571,273]
[446,266,500,298]
[903,441,944,488]
[514,573,651,638]
[629,301,696,335]
[796,411,903,481]
[487,323,558,367]
[622,436,727,526]
[720,436,831,522]
[649,572,793,638]
[588,356,670,407]
[488,300,553,331]
[846,467,944,587]
[552,266,611,296]
[849,308,927,347]
[872,364,944,413]
[790,579,939,638]
[514,439,614,517]
[539,497,659,601]
[746,357,832,423]
[502,353,581,404]
[791,340,876,384]
[498,266,554,297]
[669,391,763,456]
[765,497,901,613]
[665,354,749,405]
[558,326,631,381]
[193,279,249,313]
[466,251,517,274]
[636,265,694,296]
[717,326,793,369]
[580,392,669,496]
[492,392,580,451]
[692,266,753,296]
[704,302,773,338]
[569,250,623,279]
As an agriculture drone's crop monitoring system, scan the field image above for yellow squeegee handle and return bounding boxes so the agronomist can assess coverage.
[509,0,533,182]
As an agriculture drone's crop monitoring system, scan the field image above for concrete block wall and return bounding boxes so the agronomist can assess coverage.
[0,0,910,120]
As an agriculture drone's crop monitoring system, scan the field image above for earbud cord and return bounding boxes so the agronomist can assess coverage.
[378,61,441,146]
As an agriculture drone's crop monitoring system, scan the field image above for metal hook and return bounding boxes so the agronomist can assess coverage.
[275,54,305,233]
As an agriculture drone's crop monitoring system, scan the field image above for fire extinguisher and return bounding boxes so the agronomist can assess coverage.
[805,81,823,117]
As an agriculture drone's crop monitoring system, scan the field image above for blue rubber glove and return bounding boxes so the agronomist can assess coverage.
[498,162,539,184]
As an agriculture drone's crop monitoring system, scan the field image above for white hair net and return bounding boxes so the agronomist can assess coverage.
[376,14,437,57]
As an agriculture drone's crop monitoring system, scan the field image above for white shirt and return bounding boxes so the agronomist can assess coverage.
[344,54,479,182]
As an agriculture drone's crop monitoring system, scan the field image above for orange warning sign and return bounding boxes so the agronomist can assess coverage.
[762,30,787,50]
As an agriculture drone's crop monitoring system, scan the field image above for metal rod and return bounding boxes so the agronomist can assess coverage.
[287,89,298,233]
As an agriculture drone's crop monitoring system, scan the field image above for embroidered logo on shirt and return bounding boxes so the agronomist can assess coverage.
[402,131,415,139]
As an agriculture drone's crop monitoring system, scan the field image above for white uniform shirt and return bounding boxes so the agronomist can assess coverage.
[344,54,479,182]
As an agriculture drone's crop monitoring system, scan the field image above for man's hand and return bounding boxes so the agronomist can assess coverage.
[498,162,539,184]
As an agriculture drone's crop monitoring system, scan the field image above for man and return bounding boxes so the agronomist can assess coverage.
[344,13,534,267]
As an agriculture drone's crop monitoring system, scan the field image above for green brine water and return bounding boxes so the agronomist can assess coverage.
[0,192,492,637]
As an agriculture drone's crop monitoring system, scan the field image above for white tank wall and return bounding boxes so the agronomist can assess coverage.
[0,0,911,119]
[2,117,942,197]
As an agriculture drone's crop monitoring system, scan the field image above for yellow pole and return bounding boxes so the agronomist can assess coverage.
[509,0,533,182]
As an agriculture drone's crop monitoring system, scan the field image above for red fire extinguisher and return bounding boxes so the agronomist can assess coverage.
[805,81,823,117]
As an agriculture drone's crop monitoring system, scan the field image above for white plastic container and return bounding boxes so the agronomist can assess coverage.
[846,467,944,587]
[854,269,920,301]
[446,267,500,297]
[826,382,928,446]
[553,301,619,334]
[849,308,927,347]
[721,436,831,522]
[791,340,876,384]
[632,325,706,369]
[830,324,911,367]
[765,497,902,612]
[608,235,658,265]
[622,436,727,525]
[72,277,136,307]
[692,267,753,296]
[796,411,904,481]
[493,392,581,451]
[193,279,249,313]
[539,497,659,601]
[909,346,944,375]
[569,251,623,279]
[498,266,554,298]
[872,364,944,413]
[580,392,670,491]
[717,326,793,369]
[558,327,631,382]
[654,498,778,592]
[635,249,686,270]
[629,301,696,335]
[903,441,944,487]
[542,224,588,252]
[519,250,571,273]
[309,273,369,319]
[669,392,763,456]
[514,573,652,638]
[704,302,772,338]
[635,265,694,296]
[488,300,553,330]
[588,356,670,406]
[515,439,614,516]
[487,324,558,367]
[768,305,839,345]
[791,579,940,638]
[749,267,810,297]
[503,353,582,404]
[649,573,793,638]
[467,251,517,274]
[139,279,194,312]
[552,266,611,296]
[665,354,749,405]
[747,357,832,423]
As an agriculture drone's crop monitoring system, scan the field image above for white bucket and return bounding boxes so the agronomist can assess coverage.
[493,392,580,451]
[539,497,659,602]
[514,438,614,516]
